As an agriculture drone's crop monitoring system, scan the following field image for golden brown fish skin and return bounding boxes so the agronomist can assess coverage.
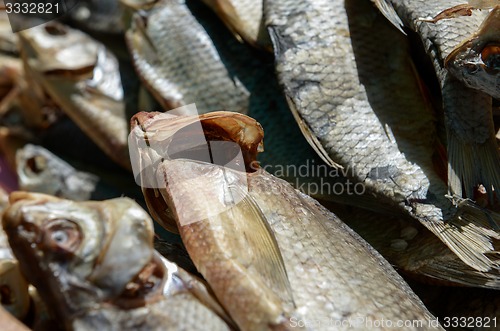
[266,0,500,272]
[17,22,130,170]
[131,111,442,331]
[199,0,272,50]
[445,5,500,100]
[125,0,250,114]
[2,192,232,331]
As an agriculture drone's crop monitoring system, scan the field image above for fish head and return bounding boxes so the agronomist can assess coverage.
[129,110,264,230]
[15,144,99,200]
[18,22,98,76]
[2,192,155,319]
[445,6,500,99]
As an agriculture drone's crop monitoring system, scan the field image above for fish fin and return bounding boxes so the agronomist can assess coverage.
[268,26,341,168]
[371,0,406,34]
[226,187,295,308]
[416,258,500,289]
[417,199,500,272]
[284,95,343,169]
[447,130,500,200]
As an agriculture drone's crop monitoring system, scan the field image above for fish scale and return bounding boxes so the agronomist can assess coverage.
[131,111,442,330]
[265,0,500,271]
[249,173,439,330]
[126,0,251,114]
[375,0,500,199]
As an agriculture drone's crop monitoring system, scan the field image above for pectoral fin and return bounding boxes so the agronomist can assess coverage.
[418,199,500,272]
[371,0,406,34]
[228,189,295,307]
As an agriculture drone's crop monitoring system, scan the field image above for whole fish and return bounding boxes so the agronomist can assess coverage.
[446,5,500,100]
[124,0,251,113]
[16,144,99,200]
[17,22,130,170]
[265,0,500,272]
[2,192,233,331]
[199,0,272,50]
[373,0,500,199]
[130,111,442,331]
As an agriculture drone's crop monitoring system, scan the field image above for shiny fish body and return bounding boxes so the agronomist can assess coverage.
[18,22,130,170]
[199,0,272,50]
[265,0,500,272]
[446,5,500,100]
[130,111,442,331]
[16,144,99,201]
[374,0,500,199]
[2,192,232,331]
[125,0,250,113]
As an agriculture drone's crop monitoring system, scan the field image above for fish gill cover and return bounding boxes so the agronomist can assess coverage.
[128,104,249,226]
[3,0,79,32]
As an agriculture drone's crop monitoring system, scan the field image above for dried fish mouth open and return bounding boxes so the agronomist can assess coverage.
[0,0,498,330]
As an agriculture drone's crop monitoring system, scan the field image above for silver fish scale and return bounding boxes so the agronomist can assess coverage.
[266,0,439,203]
[128,0,250,113]
[266,0,500,272]
[75,295,231,330]
[249,172,439,330]
[385,0,499,197]
[389,0,492,142]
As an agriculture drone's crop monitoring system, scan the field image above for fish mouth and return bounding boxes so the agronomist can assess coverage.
[109,251,166,309]
[130,111,265,173]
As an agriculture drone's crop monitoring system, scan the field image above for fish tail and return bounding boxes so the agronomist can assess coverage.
[447,130,500,201]
[420,199,500,272]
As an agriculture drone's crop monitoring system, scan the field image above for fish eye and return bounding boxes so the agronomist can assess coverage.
[51,230,69,244]
[481,44,500,70]
[42,219,82,254]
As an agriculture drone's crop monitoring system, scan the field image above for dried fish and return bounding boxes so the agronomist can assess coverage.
[124,0,250,113]
[446,5,500,100]
[373,0,500,199]
[18,22,130,170]
[16,144,99,200]
[3,192,233,331]
[266,0,500,271]
[130,111,442,331]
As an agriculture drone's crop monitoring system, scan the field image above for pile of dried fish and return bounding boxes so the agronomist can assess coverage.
[0,0,499,330]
